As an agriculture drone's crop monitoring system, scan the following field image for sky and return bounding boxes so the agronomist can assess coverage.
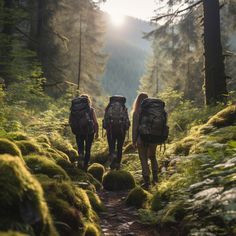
[100,0,158,21]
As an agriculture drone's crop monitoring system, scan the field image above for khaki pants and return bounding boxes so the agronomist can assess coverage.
[137,139,158,179]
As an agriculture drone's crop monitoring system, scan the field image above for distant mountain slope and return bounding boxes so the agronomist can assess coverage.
[102,15,155,107]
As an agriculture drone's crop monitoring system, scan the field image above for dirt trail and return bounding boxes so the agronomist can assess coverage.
[98,190,157,236]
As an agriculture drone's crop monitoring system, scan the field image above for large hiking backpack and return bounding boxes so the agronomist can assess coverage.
[103,96,130,131]
[69,97,94,135]
[139,98,169,144]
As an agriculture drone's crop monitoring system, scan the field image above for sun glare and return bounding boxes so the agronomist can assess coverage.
[110,13,125,26]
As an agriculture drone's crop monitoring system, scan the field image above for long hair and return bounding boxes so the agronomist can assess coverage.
[132,92,148,114]
[81,94,91,105]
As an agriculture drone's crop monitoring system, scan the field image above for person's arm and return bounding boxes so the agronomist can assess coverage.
[132,111,139,146]
[92,109,99,138]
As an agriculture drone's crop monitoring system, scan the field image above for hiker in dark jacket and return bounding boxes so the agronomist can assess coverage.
[132,93,158,189]
[69,94,98,171]
[103,96,130,170]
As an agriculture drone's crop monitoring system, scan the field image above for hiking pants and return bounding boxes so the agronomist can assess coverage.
[76,134,94,166]
[107,129,125,167]
[137,139,158,180]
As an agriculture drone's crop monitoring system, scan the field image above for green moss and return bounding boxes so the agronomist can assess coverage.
[4,132,29,141]
[102,170,136,191]
[207,105,236,128]
[38,177,93,236]
[84,224,100,236]
[0,138,22,158]
[151,192,163,211]
[56,159,102,191]
[87,163,105,182]
[24,155,69,180]
[0,155,58,235]
[86,190,106,212]
[49,133,78,162]
[126,187,151,208]
[36,135,51,145]
[0,232,27,236]
[124,143,136,154]
[15,140,41,156]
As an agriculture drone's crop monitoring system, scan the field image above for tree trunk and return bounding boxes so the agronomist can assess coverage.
[0,0,14,85]
[203,0,227,105]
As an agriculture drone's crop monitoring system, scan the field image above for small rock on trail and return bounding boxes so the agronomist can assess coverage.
[98,190,156,236]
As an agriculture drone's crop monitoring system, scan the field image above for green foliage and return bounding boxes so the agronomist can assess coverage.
[126,187,151,208]
[87,163,105,182]
[86,190,106,213]
[0,155,57,235]
[102,170,136,191]
[24,155,69,180]
[151,192,162,211]
[15,140,41,156]
[2,132,29,141]
[0,138,22,159]
[159,89,225,140]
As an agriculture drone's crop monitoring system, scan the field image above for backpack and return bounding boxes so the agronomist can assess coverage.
[69,97,94,135]
[139,98,169,144]
[103,96,130,131]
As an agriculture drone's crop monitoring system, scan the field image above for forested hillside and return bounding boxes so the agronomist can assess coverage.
[102,16,154,107]
[0,0,236,236]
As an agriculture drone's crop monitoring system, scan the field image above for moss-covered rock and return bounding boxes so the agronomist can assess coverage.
[38,176,94,236]
[126,187,151,208]
[4,132,29,141]
[36,135,51,145]
[49,133,78,162]
[15,140,41,156]
[0,155,58,235]
[83,224,100,236]
[151,192,163,211]
[88,163,105,182]
[0,138,22,158]
[207,105,236,128]
[24,155,69,180]
[86,190,106,212]
[102,170,136,191]
[56,159,102,191]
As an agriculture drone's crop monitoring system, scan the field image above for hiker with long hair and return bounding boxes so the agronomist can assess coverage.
[132,92,168,189]
[69,94,98,171]
[103,96,130,170]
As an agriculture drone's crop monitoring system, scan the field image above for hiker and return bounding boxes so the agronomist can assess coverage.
[132,92,168,189]
[103,96,130,170]
[69,94,98,171]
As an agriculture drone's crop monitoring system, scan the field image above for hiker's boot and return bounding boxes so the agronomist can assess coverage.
[152,173,158,185]
[141,176,150,190]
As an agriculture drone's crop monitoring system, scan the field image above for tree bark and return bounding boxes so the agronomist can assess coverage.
[203,0,227,105]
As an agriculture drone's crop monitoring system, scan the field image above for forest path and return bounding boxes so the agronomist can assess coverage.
[98,190,157,236]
